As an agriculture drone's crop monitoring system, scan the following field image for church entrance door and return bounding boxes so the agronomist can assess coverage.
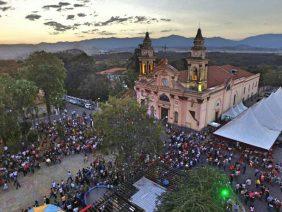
[161,107,169,122]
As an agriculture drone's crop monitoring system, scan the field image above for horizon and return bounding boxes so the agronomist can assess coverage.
[0,0,282,44]
[1,32,282,46]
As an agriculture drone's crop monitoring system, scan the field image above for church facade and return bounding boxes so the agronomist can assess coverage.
[134,29,260,131]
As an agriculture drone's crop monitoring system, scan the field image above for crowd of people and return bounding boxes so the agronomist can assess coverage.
[163,125,282,212]
[0,111,98,193]
[1,111,282,212]
[22,157,121,211]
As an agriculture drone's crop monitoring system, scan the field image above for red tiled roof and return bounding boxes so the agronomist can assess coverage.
[178,65,254,88]
[207,65,254,88]
[97,67,126,75]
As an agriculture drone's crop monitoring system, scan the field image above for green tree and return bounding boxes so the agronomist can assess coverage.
[78,74,110,101]
[56,51,97,97]
[157,166,239,212]
[93,97,164,166]
[24,51,67,121]
[0,75,21,147]
[124,69,139,89]
[10,79,38,118]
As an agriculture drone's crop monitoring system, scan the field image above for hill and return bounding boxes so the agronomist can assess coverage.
[0,34,282,59]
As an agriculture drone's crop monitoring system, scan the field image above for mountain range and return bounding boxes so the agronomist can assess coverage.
[0,34,282,60]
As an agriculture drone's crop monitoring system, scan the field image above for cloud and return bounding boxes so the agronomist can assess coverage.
[0,6,11,11]
[73,23,81,27]
[94,15,170,27]
[95,16,131,26]
[43,2,71,10]
[160,18,171,22]
[43,5,61,9]
[44,21,73,32]
[133,16,167,24]
[26,14,41,21]
[59,2,71,7]
[98,30,116,36]
[77,13,86,17]
[0,1,7,6]
[161,29,178,33]
[134,16,146,23]
[67,15,75,20]
[74,4,84,7]
[84,22,92,26]
[82,28,98,34]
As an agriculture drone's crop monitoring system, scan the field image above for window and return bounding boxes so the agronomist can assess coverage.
[192,68,198,81]
[162,78,169,87]
[189,110,196,120]
[159,94,170,102]
[174,111,179,123]
[233,94,237,105]
[244,87,246,94]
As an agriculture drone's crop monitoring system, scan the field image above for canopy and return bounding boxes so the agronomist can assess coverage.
[131,177,166,212]
[214,88,282,150]
[221,101,247,120]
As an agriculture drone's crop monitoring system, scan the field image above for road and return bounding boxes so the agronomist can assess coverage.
[35,103,96,123]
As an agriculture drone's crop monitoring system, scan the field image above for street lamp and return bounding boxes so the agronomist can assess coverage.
[97,98,100,109]
[219,187,231,200]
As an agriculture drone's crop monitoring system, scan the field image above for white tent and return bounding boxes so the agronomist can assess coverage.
[214,88,282,150]
[221,101,248,120]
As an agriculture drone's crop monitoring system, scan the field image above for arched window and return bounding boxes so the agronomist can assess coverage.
[174,111,179,123]
[159,94,170,102]
[192,68,198,81]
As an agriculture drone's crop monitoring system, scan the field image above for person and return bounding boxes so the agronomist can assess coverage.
[83,154,88,163]
[3,182,8,191]
[34,200,39,207]
[250,203,255,212]
[242,162,247,174]
[67,170,73,183]
[14,179,21,189]
[233,202,239,212]
[246,178,252,186]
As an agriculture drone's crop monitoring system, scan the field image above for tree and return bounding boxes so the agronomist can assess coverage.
[0,75,21,147]
[157,166,239,212]
[93,97,164,166]
[124,69,139,89]
[10,79,38,118]
[56,51,97,97]
[78,74,110,101]
[24,51,67,121]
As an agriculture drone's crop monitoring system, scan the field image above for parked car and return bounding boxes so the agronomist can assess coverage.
[84,103,94,110]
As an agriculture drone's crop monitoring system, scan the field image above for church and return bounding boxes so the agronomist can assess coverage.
[134,29,260,131]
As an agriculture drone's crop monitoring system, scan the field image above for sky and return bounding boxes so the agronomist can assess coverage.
[0,0,281,44]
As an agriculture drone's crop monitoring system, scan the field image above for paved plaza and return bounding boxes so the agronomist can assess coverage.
[0,154,93,212]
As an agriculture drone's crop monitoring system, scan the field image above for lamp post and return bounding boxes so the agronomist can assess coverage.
[97,98,100,109]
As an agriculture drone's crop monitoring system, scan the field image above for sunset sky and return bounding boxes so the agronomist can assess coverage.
[0,0,281,44]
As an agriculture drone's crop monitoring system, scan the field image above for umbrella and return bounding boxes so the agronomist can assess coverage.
[28,204,63,212]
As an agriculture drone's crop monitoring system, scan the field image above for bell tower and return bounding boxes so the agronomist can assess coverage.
[138,32,156,76]
[186,28,208,92]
